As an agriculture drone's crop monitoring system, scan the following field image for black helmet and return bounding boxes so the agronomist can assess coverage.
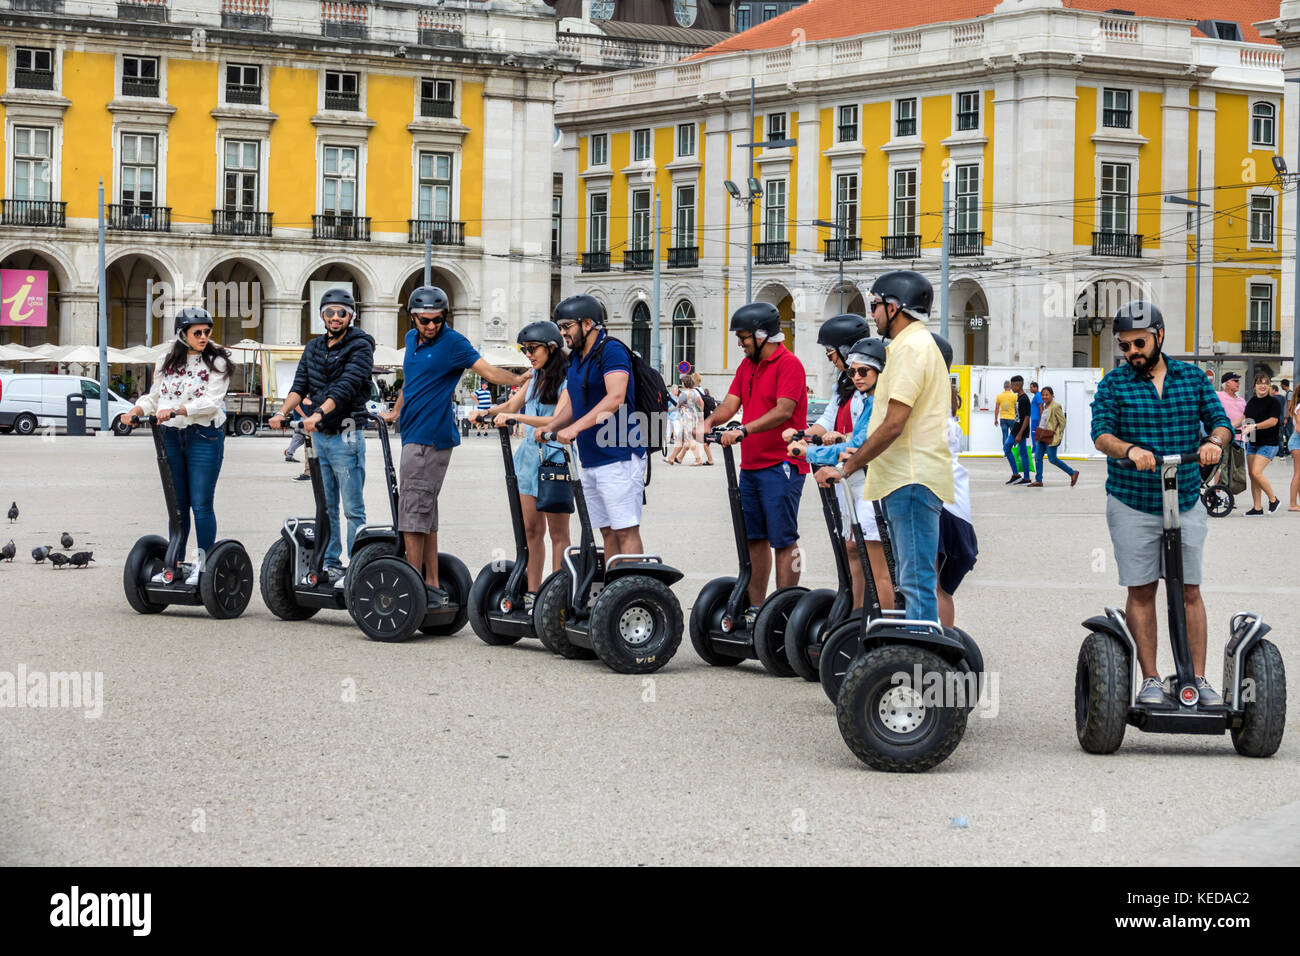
[845,336,887,372]
[931,332,954,370]
[552,294,605,326]
[729,302,782,340]
[1113,300,1163,333]
[407,285,450,316]
[175,307,213,338]
[319,287,355,315]
[817,313,871,359]
[870,270,933,317]
[517,320,564,350]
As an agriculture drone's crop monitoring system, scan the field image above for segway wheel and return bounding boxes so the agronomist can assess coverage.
[419,553,472,636]
[200,540,254,620]
[343,540,398,608]
[349,556,428,642]
[588,574,683,674]
[836,644,969,773]
[752,585,806,677]
[1231,638,1286,758]
[784,589,834,682]
[468,560,524,646]
[1074,631,1130,754]
[123,535,168,615]
[818,619,861,703]
[534,568,597,659]
[688,576,745,667]
[258,538,319,621]
[1202,484,1234,518]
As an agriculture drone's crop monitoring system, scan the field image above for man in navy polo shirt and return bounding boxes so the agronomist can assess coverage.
[383,285,527,605]
[538,294,647,559]
[697,302,809,614]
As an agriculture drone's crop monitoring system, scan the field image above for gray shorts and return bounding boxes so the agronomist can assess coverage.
[1105,495,1207,587]
[398,443,453,533]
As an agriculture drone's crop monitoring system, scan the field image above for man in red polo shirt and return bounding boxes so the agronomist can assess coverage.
[697,302,809,612]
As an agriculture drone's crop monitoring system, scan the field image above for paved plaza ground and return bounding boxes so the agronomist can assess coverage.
[0,430,1296,865]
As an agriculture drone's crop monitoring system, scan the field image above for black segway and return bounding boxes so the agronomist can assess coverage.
[333,413,472,642]
[532,438,683,673]
[467,417,543,646]
[1076,452,1286,757]
[688,425,808,675]
[122,415,254,619]
[259,415,404,625]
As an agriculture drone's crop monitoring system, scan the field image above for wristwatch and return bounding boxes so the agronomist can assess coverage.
[738,425,749,438]
[1205,435,1225,448]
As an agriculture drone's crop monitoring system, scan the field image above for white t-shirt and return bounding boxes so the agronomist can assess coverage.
[944,417,972,524]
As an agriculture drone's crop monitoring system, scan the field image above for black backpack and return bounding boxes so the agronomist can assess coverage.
[581,334,672,458]
[699,388,719,417]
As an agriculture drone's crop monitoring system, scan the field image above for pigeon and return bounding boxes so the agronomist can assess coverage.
[6,502,16,523]
[60,532,73,549]
[0,540,14,562]
[69,551,94,569]
[32,545,52,563]
[47,552,70,569]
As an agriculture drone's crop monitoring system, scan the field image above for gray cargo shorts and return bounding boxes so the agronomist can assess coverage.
[398,443,453,533]
[1105,495,1207,587]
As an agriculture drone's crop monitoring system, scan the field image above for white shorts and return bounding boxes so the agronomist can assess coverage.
[836,472,881,542]
[580,456,645,531]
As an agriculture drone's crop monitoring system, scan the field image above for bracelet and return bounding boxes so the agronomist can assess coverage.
[1124,444,1137,462]
[739,425,748,438]
[1206,435,1225,448]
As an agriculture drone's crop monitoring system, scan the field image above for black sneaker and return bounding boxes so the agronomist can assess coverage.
[294,473,311,481]
[1268,498,1281,513]
[1245,508,1263,516]
[1005,475,1020,484]
[426,584,449,608]
[285,455,299,463]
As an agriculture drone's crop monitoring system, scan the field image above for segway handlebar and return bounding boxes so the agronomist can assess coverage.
[1113,451,1202,468]
[128,415,159,427]
[704,421,744,445]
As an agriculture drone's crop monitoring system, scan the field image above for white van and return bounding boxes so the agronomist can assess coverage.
[0,373,135,435]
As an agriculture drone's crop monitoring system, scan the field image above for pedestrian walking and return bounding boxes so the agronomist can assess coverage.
[383,286,528,606]
[1242,372,1283,515]
[1028,380,1043,444]
[268,288,375,584]
[1006,375,1033,484]
[1029,386,1079,486]
[669,375,706,465]
[1280,378,1294,449]
[1215,371,1246,440]
[1090,300,1232,706]
[664,386,682,462]
[823,271,952,625]
[994,379,1015,474]
[283,396,313,463]
[123,308,232,585]
[1287,387,1300,511]
[474,382,492,436]
[698,302,809,615]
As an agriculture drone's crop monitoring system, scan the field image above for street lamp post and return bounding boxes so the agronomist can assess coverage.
[813,216,849,313]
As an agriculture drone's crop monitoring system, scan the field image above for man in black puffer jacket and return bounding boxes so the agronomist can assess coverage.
[269,287,376,583]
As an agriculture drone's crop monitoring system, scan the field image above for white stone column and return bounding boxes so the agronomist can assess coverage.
[262,298,305,346]
[1159,83,1193,356]
[1260,2,1300,377]
[63,292,98,347]
[560,130,580,300]
[702,110,731,376]
[360,299,399,350]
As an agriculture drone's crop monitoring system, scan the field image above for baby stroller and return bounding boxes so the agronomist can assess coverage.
[1200,439,1246,518]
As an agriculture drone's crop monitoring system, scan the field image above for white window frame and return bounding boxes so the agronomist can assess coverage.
[121,55,160,98]
[589,132,609,168]
[674,183,696,248]
[222,62,263,107]
[676,122,696,158]
[671,300,697,373]
[1247,280,1275,332]
[1101,87,1133,131]
[321,69,363,112]
[552,194,562,260]
[419,78,456,116]
[766,112,787,142]
[1098,161,1132,235]
[319,143,360,216]
[10,125,55,203]
[630,187,652,250]
[835,172,858,238]
[954,162,980,233]
[894,97,918,139]
[891,167,918,235]
[222,139,261,213]
[416,150,455,222]
[763,178,786,244]
[117,130,161,207]
[836,104,858,143]
[1248,190,1276,248]
[1251,100,1277,149]
[588,192,609,253]
[13,46,56,90]
[632,127,652,163]
[955,90,981,132]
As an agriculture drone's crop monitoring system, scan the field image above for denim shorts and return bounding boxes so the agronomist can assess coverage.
[1289,430,1300,453]
[1245,443,1278,460]
[738,462,805,549]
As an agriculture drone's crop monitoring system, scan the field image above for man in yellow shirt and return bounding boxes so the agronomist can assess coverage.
[814,270,953,623]
[994,380,1017,478]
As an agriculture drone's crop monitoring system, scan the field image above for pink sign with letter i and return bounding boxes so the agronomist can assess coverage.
[0,269,48,326]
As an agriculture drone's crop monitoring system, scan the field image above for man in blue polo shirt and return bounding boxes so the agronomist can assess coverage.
[538,294,646,558]
[383,285,528,605]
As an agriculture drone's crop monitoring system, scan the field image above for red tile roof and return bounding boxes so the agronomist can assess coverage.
[693,0,1281,57]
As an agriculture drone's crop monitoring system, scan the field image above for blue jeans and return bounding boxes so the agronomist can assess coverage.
[882,483,942,624]
[315,429,367,570]
[1004,425,1030,478]
[1034,441,1076,481]
[161,423,225,556]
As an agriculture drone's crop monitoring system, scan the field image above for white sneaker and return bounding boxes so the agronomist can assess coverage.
[185,551,204,587]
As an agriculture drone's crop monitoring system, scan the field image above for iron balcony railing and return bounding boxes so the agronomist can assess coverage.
[882,234,920,259]
[121,76,159,98]
[117,0,168,22]
[823,237,862,261]
[623,248,653,271]
[0,200,67,228]
[324,90,360,111]
[837,124,858,142]
[667,246,698,268]
[1091,231,1143,257]
[1241,330,1281,353]
[225,83,262,105]
[1103,108,1131,129]
[108,203,171,231]
[212,209,273,237]
[755,241,790,264]
[950,230,984,257]
[407,219,465,245]
[313,213,370,240]
[896,117,917,137]
[420,98,455,118]
[581,251,610,273]
[14,68,55,91]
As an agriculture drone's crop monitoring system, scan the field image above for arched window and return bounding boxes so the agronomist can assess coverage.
[672,300,696,379]
[1252,102,1276,148]
[631,301,651,360]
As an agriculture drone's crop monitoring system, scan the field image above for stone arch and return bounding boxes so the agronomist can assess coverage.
[289,254,381,309]
[949,276,990,367]
[1072,273,1154,367]
[822,279,866,319]
[0,247,76,347]
[102,250,181,348]
[198,255,280,345]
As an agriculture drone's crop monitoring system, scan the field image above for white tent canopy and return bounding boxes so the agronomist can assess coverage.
[50,344,136,364]
[372,344,405,366]
[478,346,529,369]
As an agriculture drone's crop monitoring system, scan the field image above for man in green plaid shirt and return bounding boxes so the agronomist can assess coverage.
[1090,301,1232,707]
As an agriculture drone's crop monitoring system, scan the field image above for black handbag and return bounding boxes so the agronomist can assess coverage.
[536,447,574,514]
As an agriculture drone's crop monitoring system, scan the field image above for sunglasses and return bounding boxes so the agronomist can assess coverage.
[1117,338,1148,353]
[189,328,212,338]
[322,308,351,319]
[850,366,875,378]
[556,321,578,331]
[413,313,444,326]
[521,344,549,355]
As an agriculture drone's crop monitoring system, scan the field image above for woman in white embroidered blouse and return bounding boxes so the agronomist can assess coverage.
[125,308,232,582]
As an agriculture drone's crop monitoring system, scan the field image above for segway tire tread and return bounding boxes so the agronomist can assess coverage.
[258,538,319,621]
[1232,638,1286,758]
[783,588,834,682]
[688,576,744,667]
[1074,631,1130,754]
[588,574,683,674]
[123,535,168,615]
[753,585,806,677]
[469,561,524,646]
[419,554,472,636]
[200,540,254,620]
[535,568,597,660]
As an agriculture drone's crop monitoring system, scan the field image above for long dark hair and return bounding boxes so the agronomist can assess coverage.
[161,337,232,379]
[533,342,567,406]
[835,369,854,408]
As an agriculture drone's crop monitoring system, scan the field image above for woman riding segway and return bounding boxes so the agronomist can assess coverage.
[122,308,253,618]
